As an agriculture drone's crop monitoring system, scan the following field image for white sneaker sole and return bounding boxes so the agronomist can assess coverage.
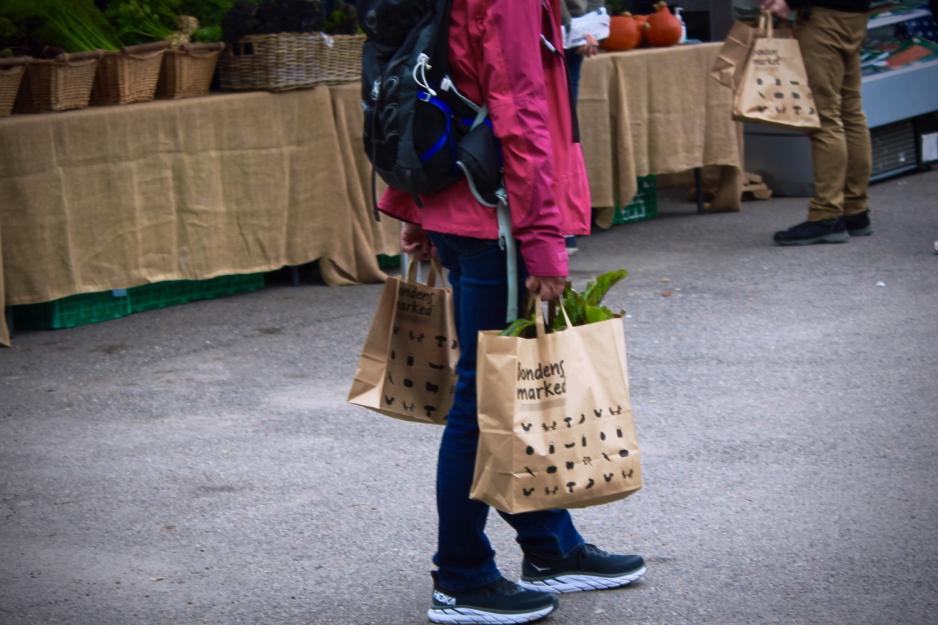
[517,565,646,594]
[427,603,556,625]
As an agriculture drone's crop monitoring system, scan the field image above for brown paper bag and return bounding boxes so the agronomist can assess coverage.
[471,300,642,514]
[732,13,821,132]
[347,258,459,425]
[711,19,760,90]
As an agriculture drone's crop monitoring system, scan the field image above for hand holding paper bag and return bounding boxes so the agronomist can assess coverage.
[713,12,821,132]
[347,257,459,425]
[732,12,821,131]
[471,298,642,514]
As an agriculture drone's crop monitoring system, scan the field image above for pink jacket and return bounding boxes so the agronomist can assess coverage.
[378,0,592,277]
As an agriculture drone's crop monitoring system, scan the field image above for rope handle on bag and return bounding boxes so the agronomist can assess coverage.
[405,254,443,288]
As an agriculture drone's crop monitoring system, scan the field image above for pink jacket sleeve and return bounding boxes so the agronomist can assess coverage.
[478,0,568,277]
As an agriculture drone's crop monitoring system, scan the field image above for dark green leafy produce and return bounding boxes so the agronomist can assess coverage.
[499,269,628,338]
[192,25,224,42]
[105,0,177,46]
[253,0,323,34]
[222,0,323,43]
[0,17,16,40]
[0,16,18,56]
[0,0,121,52]
[176,0,236,42]
[177,0,236,27]
[324,1,358,35]
[221,0,259,44]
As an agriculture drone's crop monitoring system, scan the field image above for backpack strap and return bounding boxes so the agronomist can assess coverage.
[493,189,517,324]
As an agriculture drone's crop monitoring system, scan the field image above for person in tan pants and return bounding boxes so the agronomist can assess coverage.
[763,0,874,245]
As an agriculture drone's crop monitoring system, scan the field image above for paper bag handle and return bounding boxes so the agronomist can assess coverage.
[758,10,774,38]
[405,255,443,287]
[533,295,574,338]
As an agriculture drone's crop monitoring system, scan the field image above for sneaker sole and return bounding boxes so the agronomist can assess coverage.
[517,565,646,594]
[774,231,849,246]
[847,226,873,236]
[427,603,556,625]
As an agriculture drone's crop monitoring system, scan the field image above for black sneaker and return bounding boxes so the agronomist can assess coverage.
[428,573,558,624]
[773,218,848,245]
[844,211,873,236]
[518,544,646,594]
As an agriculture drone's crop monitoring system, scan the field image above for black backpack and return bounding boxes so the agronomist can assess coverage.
[359,0,502,213]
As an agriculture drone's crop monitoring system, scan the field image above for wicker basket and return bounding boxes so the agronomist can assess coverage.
[158,42,225,99]
[218,32,363,92]
[92,42,169,105]
[0,57,30,117]
[13,51,101,114]
[317,33,365,85]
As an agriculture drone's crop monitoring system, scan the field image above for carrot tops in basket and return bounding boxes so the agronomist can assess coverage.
[104,0,177,46]
[0,0,121,53]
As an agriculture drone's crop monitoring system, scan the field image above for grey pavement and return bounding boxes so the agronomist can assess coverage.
[2,170,937,625]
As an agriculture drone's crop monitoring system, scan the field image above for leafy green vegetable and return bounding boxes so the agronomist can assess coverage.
[583,268,627,307]
[105,0,177,46]
[500,316,537,338]
[175,0,235,41]
[324,1,358,35]
[177,0,237,28]
[499,269,628,337]
[0,17,16,41]
[0,0,121,52]
[191,25,223,42]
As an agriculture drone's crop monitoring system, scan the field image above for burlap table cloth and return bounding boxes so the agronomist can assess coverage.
[579,42,743,228]
[0,85,400,346]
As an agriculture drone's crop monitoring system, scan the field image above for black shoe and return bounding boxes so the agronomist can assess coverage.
[844,211,873,236]
[518,544,646,594]
[773,218,848,245]
[428,573,558,624]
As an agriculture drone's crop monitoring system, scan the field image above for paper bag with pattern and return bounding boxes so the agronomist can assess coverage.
[711,19,760,90]
[347,258,458,425]
[732,12,821,131]
[471,300,642,514]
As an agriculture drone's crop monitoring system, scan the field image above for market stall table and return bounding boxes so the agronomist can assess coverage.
[578,42,744,227]
[0,83,400,346]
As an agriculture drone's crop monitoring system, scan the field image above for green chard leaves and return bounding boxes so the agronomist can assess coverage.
[500,269,628,337]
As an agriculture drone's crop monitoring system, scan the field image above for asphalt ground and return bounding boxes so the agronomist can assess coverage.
[1,169,937,625]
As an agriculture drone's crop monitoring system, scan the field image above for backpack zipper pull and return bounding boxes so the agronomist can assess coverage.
[413,53,437,96]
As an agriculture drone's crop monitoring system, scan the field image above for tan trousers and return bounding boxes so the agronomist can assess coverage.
[796,7,873,221]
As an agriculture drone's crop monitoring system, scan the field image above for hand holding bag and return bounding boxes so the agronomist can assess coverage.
[732,12,821,131]
[347,257,459,425]
[471,298,642,514]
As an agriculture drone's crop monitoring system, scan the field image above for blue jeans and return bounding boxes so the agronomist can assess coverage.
[427,233,584,592]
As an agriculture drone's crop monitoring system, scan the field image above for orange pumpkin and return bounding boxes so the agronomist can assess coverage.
[601,13,642,51]
[645,2,682,47]
[632,14,652,46]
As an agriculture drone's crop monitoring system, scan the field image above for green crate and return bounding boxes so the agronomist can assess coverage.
[612,175,657,225]
[11,290,132,330]
[378,254,401,269]
[129,273,265,313]
[127,280,200,313]
[9,274,266,332]
[196,273,265,299]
